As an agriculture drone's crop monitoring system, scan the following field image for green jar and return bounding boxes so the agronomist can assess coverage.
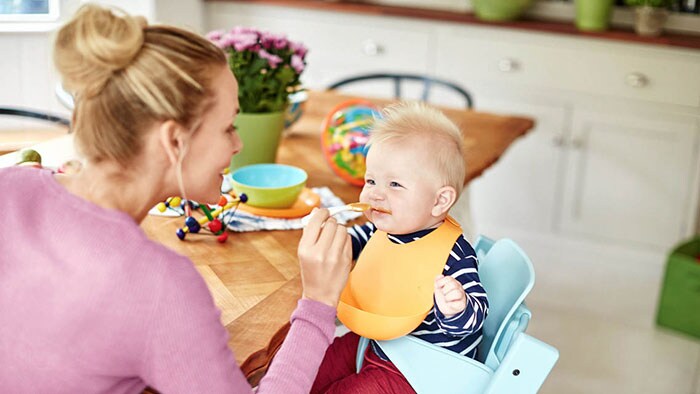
[575,0,615,31]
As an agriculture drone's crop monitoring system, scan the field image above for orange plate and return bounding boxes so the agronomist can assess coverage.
[236,188,321,218]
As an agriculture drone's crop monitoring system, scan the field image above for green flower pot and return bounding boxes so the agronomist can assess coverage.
[472,0,534,21]
[230,111,286,172]
[575,0,614,31]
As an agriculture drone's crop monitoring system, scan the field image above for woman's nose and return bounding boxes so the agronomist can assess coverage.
[231,132,243,155]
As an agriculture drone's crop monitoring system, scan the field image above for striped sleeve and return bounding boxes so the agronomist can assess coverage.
[434,235,489,337]
[347,222,375,261]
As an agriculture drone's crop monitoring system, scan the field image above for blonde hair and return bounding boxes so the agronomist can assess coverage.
[54,4,226,165]
[369,102,465,197]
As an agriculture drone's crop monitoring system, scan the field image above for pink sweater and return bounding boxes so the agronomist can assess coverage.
[0,166,336,393]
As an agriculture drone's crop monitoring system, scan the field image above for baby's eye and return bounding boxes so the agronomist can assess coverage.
[365,179,375,185]
[389,181,402,188]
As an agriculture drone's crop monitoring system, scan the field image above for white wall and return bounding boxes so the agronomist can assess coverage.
[0,0,202,123]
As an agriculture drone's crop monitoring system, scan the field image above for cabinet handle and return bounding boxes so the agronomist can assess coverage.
[362,39,384,56]
[625,72,649,88]
[498,58,520,73]
[552,135,566,147]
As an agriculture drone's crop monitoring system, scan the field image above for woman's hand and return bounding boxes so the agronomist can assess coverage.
[434,275,467,318]
[297,208,352,307]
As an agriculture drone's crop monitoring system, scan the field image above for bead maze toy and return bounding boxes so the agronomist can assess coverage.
[157,193,247,243]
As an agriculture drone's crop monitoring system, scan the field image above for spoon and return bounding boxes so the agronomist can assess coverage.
[300,202,371,226]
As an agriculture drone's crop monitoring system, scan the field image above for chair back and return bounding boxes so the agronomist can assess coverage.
[327,73,474,109]
[0,108,70,127]
[475,239,535,370]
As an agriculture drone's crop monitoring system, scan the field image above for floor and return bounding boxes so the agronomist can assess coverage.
[519,235,700,394]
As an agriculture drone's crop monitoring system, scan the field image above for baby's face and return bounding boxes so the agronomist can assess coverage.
[360,137,444,235]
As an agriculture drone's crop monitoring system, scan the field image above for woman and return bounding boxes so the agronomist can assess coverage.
[0,4,351,393]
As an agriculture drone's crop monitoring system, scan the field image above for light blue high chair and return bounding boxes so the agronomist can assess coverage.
[353,236,559,394]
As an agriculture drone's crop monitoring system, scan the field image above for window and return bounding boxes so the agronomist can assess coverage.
[0,0,59,22]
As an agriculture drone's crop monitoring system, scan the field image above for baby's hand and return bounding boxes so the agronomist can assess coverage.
[434,275,467,318]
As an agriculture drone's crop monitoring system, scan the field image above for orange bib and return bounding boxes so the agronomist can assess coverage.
[337,216,463,340]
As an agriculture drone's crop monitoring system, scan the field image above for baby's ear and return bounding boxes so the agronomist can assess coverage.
[432,186,457,217]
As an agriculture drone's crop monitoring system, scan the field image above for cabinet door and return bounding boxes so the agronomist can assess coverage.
[559,110,699,248]
[467,95,570,235]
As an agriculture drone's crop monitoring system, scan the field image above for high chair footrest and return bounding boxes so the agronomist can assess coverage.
[483,333,559,394]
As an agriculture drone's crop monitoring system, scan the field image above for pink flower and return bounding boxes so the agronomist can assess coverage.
[219,31,258,52]
[290,42,308,59]
[206,30,224,42]
[261,32,289,50]
[291,54,305,74]
[258,49,283,69]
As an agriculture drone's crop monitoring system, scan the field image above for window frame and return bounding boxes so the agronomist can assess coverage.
[0,0,60,22]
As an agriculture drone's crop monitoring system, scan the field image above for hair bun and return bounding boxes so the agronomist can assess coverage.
[54,4,146,97]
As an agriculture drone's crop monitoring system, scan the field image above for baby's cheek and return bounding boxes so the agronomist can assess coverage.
[359,188,369,201]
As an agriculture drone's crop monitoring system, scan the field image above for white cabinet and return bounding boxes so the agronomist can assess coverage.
[204,3,700,251]
[467,96,570,236]
[559,110,699,248]
[433,23,700,250]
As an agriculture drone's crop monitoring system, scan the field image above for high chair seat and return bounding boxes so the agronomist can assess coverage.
[353,236,559,394]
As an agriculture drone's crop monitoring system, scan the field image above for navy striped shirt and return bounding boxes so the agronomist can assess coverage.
[348,221,489,361]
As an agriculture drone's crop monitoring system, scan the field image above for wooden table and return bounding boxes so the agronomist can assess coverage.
[0,90,534,384]
[142,90,534,383]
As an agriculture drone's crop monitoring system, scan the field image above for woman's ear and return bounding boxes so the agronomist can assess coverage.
[158,120,186,166]
[432,186,457,217]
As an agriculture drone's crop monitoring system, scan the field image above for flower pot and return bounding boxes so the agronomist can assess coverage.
[575,0,614,31]
[472,0,534,21]
[230,111,286,172]
[634,6,668,37]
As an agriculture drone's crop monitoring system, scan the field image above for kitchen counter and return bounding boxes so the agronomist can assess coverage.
[207,0,700,50]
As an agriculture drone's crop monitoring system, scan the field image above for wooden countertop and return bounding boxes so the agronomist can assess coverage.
[208,0,700,50]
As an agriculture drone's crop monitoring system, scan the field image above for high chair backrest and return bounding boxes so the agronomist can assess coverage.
[475,239,535,370]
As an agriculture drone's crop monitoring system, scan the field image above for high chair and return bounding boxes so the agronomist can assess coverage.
[353,236,559,394]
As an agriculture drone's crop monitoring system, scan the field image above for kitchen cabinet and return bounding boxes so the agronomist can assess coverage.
[558,110,699,248]
[463,96,570,237]
[205,3,700,251]
[434,24,700,250]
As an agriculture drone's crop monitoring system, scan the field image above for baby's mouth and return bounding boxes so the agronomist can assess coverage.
[371,206,391,215]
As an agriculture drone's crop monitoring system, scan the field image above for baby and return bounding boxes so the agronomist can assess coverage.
[311,102,489,393]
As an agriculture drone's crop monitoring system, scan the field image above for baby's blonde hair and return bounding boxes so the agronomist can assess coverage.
[368,102,465,198]
[54,4,226,165]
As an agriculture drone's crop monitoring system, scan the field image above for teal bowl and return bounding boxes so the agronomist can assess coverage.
[231,164,307,209]
[472,0,534,21]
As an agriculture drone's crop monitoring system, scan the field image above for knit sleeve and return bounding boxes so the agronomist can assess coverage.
[255,299,337,393]
[347,222,375,260]
[434,236,489,337]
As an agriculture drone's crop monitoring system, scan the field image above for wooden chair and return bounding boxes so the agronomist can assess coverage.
[0,107,70,155]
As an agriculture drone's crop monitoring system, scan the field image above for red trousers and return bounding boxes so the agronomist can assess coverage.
[311,332,415,394]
